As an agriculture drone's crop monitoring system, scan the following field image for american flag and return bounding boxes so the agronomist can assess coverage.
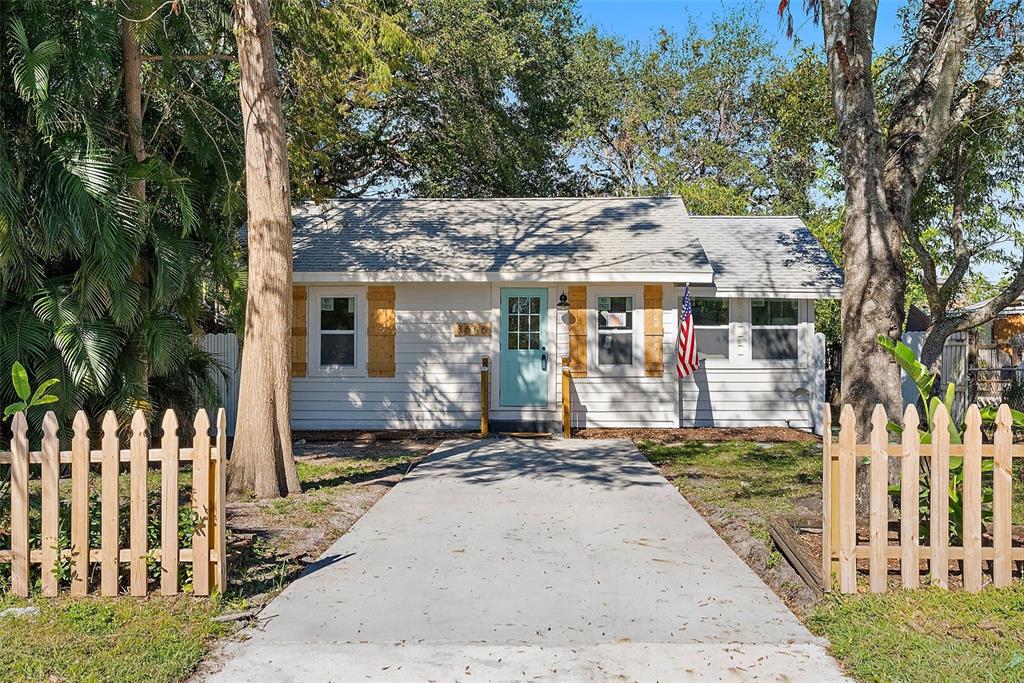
[677,286,699,378]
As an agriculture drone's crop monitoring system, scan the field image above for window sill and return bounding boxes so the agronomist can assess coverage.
[309,366,368,379]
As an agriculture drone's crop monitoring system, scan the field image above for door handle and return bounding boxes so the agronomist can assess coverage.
[541,346,548,371]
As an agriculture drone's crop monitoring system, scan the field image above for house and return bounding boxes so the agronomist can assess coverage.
[285,196,843,434]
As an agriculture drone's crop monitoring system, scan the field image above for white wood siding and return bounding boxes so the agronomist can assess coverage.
[280,282,827,432]
[292,283,489,430]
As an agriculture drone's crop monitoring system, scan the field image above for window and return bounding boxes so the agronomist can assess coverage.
[692,297,730,360]
[751,299,799,360]
[598,295,633,365]
[507,295,542,350]
[319,296,356,366]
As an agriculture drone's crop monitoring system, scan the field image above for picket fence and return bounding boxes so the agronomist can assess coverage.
[823,402,1022,594]
[1,408,227,598]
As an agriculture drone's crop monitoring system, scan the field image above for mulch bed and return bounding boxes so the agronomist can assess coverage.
[572,426,820,443]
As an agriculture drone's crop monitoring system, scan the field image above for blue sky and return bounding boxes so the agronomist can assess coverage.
[576,1,1016,283]
[578,0,905,54]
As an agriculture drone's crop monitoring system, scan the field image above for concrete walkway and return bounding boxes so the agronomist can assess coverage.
[207,438,844,682]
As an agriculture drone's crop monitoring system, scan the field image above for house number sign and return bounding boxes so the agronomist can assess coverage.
[454,322,491,337]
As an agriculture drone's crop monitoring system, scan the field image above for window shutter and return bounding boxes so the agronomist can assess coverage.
[644,284,664,377]
[568,285,587,377]
[367,285,396,377]
[291,285,307,377]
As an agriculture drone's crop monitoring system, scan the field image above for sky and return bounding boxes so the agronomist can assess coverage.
[577,1,1014,284]
[577,0,905,55]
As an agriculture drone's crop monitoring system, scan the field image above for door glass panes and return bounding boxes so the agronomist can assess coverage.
[320,296,356,366]
[598,296,633,365]
[507,296,542,350]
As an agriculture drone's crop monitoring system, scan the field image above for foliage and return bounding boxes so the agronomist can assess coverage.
[809,586,1024,682]
[280,0,593,198]
[0,1,242,428]
[3,362,59,420]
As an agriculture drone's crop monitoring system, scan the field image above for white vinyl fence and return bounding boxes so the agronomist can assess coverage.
[202,333,241,436]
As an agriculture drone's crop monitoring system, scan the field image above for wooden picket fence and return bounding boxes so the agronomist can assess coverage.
[823,402,1022,594]
[1,408,227,598]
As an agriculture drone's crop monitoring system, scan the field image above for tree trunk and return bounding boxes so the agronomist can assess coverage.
[229,0,301,499]
[920,319,960,374]
[121,12,145,201]
[820,2,906,435]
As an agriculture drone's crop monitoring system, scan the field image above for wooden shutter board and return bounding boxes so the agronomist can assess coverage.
[643,284,664,377]
[292,285,307,377]
[568,285,587,377]
[368,285,396,377]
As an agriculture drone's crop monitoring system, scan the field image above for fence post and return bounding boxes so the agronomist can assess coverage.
[214,408,228,593]
[160,410,180,596]
[480,357,489,437]
[868,406,889,593]
[900,405,921,589]
[838,405,857,593]
[821,403,834,590]
[100,411,120,597]
[962,406,983,593]
[130,411,149,596]
[40,412,60,597]
[993,404,1014,587]
[930,405,951,589]
[192,410,212,596]
[561,357,571,439]
[10,412,29,597]
[70,411,91,596]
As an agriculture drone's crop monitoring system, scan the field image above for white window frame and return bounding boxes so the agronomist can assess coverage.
[749,298,800,364]
[308,286,368,377]
[589,286,643,376]
[689,295,731,364]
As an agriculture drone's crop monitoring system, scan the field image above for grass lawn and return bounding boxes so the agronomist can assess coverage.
[637,436,1024,683]
[0,439,433,683]
[809,586,1024,682]
[639,439,821,515]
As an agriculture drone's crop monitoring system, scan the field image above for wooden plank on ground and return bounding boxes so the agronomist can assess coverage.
[40,412,60,596]
[71,411,91,595]
[993,404,1014,587]
[768,515,823,593]
[161,410,180,595]
[962,405,983,593]
[869,405,888,593]
[900,405,921,589]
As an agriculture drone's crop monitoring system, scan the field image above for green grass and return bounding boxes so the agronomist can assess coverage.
[0,449,423,682]
[0,594,230,683]
[809,586,1024,682]
[639,440,822,514]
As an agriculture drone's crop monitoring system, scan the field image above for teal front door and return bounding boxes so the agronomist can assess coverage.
[499,288,549,407]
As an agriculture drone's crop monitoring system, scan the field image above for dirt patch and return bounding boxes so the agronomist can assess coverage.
[575,426,819,443]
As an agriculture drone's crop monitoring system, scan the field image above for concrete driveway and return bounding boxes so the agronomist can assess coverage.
[207,438,844,682]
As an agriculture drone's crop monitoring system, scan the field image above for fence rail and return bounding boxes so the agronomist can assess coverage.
[2,408,227,598]
[823,402,1022,594]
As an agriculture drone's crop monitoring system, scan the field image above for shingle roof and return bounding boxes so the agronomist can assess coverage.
[290,196,712,281]
[283,196,844,295]
[686,215,844,296]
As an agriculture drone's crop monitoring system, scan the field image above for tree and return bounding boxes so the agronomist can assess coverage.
[280,0,595,199]
[228,0,301,499]
[780,0,1024,429]
[909,105,1024,369]
[0,1,242,427]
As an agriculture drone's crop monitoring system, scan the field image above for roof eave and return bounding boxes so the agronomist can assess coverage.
[292,269,715,285]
